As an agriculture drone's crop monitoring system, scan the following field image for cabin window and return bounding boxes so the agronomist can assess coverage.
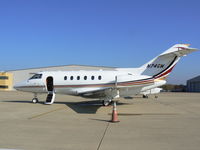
[98,76,102,80]
[70,76,74,80]
[84,76,87,80]
[77,76,80,80]
[64,76,67,80]
[29,74,42,80]
[91,76,95,80]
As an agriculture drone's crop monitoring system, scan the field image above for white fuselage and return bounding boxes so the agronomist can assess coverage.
[14,70,166,98]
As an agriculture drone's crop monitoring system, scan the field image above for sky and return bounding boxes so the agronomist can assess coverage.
[0,0,199,84]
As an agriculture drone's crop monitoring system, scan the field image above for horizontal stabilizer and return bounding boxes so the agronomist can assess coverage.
[160,44,198,57]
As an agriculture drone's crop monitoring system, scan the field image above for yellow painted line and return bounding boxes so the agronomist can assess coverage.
[28,107,66,120]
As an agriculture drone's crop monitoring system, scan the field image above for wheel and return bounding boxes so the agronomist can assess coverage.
[32,98,39,103]
[102,100,112,106]
[143,95,148,98]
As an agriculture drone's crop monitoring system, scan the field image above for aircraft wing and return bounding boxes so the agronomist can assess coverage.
[77,75,155,99]
[77,87,112,98]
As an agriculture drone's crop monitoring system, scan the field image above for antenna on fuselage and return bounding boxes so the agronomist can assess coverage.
[115,76,118,88]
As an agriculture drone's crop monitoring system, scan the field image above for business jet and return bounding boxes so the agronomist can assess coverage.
[14,44,198,106]
[141,87,162,98]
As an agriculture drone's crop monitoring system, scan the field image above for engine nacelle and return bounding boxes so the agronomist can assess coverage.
[116,74,152,87]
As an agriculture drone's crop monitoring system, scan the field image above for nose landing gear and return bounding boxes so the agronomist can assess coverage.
[32,98,39,103]
[32,93,39,103]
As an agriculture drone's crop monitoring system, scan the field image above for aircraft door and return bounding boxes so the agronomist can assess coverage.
[45,76,55,104]
[46,76,54,92]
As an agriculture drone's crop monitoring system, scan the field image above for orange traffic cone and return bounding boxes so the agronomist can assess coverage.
[110,101,120,123]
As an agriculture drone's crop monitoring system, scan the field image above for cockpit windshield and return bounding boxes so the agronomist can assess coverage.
[29,74,42,80]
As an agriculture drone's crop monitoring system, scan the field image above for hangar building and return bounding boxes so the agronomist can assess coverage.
[187,75,200,92]
[0,65,115,91]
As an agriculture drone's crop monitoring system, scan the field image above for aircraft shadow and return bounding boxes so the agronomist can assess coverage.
[2,100,36,104]
[57,100,103,114]
[54,100,130,114]
[2,100,130,114]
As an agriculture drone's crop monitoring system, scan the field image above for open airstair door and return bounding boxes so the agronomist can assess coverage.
[45,76,55,104]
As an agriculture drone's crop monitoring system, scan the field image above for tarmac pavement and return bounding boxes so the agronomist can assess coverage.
[0,91,200,150]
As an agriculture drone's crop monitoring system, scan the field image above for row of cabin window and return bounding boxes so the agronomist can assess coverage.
[64,75,102,81]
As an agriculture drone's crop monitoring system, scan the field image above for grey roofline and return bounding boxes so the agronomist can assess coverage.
[187,75,200,82]
[5,64,117,72]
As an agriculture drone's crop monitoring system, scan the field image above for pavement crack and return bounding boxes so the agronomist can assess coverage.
[97,122,110,150]
[28,107,65,120]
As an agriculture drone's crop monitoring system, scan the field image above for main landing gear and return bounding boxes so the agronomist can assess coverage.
[102,99,112,106]
[102,89,120,106]
[143,94,148,99]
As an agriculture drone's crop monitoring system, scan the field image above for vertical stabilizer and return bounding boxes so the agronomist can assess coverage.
[139,44,198,79]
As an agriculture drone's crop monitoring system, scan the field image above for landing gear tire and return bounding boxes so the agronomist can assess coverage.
[32,98,39,104]
[102,100,112,106]
[143,95,148,98]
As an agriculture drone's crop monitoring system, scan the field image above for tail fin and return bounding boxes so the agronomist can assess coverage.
[140,44,198,79]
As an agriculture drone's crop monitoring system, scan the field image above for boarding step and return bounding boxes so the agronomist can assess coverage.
[45,91,55,105]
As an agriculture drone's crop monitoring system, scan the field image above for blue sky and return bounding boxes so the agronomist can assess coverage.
[0,0,199,84]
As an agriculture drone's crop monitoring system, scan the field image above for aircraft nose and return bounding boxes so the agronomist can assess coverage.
[14,81,28,91]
